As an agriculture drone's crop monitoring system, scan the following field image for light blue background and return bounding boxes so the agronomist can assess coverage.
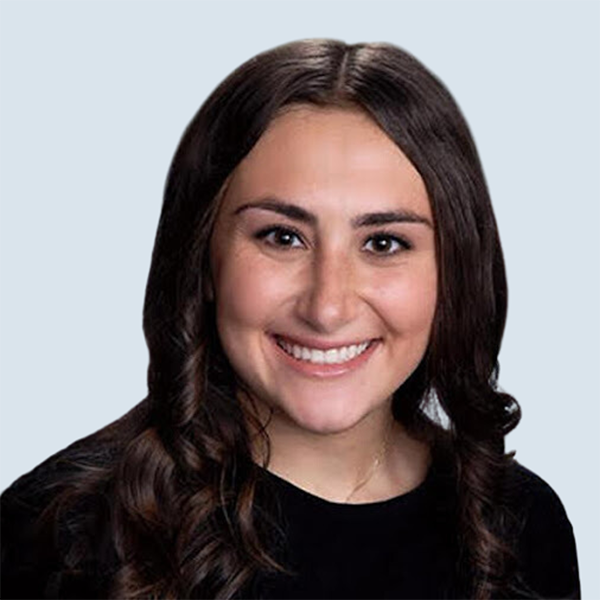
[1,0,598,596]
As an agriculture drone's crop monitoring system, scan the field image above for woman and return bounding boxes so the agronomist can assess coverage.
[1,39,580,599]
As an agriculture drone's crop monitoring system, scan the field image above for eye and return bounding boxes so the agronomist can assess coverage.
[254,226,305,249]
[363,233,410,256]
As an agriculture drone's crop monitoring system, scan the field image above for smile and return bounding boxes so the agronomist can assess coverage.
[274,336,375,365]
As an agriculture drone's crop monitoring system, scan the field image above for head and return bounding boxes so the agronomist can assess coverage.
[143,38,510,443]
[207,104,437,440]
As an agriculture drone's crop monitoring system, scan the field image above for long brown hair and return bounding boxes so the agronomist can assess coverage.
[29,39,522,598]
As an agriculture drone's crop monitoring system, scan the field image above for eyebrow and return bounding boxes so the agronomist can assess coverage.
[233,198,433,229]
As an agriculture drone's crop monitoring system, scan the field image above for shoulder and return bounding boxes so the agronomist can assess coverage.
[505,460,575,536]
[0,402,147,599]
[2,399,148,516]
[1,417,124,521]
[505,461,580,599]
[505,461,572,523]
[2,448,74,597]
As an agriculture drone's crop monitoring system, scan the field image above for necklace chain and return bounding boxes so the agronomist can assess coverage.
[344,426,392,503]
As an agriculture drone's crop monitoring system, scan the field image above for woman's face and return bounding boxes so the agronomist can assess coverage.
[209,106,437,436]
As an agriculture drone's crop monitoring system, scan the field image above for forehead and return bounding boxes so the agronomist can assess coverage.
[223,105,430,218]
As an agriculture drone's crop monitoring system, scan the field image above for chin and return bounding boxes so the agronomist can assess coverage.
[275,393,376,436]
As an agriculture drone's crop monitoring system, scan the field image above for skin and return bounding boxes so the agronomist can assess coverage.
[209,106,437,503]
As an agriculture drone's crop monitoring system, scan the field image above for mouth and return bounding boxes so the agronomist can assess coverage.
[271,334,380,366]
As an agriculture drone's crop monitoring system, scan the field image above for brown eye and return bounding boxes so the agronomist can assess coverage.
[254,226,304,249]
[363,234,410,255]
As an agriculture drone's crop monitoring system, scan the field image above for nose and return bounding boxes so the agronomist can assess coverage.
[294,248,359,334]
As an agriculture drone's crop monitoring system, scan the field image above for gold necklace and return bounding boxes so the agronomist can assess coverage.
[344,426,392,503]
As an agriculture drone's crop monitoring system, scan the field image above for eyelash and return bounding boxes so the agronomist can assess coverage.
[253,226,412,256]
[254,226,305,249]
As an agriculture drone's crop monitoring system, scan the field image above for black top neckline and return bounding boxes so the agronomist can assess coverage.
[256,460,437,514]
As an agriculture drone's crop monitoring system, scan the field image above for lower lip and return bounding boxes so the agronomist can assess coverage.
[270,335,380,378]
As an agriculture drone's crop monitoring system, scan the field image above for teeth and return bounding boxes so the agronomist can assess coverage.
[276,338,371,364]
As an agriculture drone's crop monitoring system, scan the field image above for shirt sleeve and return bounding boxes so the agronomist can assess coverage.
[1,484,58,599]
[1,453,112,599]
[514,466,581,599]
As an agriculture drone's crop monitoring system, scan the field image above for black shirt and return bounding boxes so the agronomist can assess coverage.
[250,460,580,599]
[252,463,457,599]
[1,444,580,599]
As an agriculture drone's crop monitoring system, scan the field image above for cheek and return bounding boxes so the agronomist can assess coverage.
[374,268,437,336]
[212,248,293,331]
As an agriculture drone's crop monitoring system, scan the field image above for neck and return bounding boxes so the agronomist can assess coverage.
[246,397,429,504]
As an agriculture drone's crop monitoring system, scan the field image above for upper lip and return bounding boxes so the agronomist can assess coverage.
[271,333,379,350]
